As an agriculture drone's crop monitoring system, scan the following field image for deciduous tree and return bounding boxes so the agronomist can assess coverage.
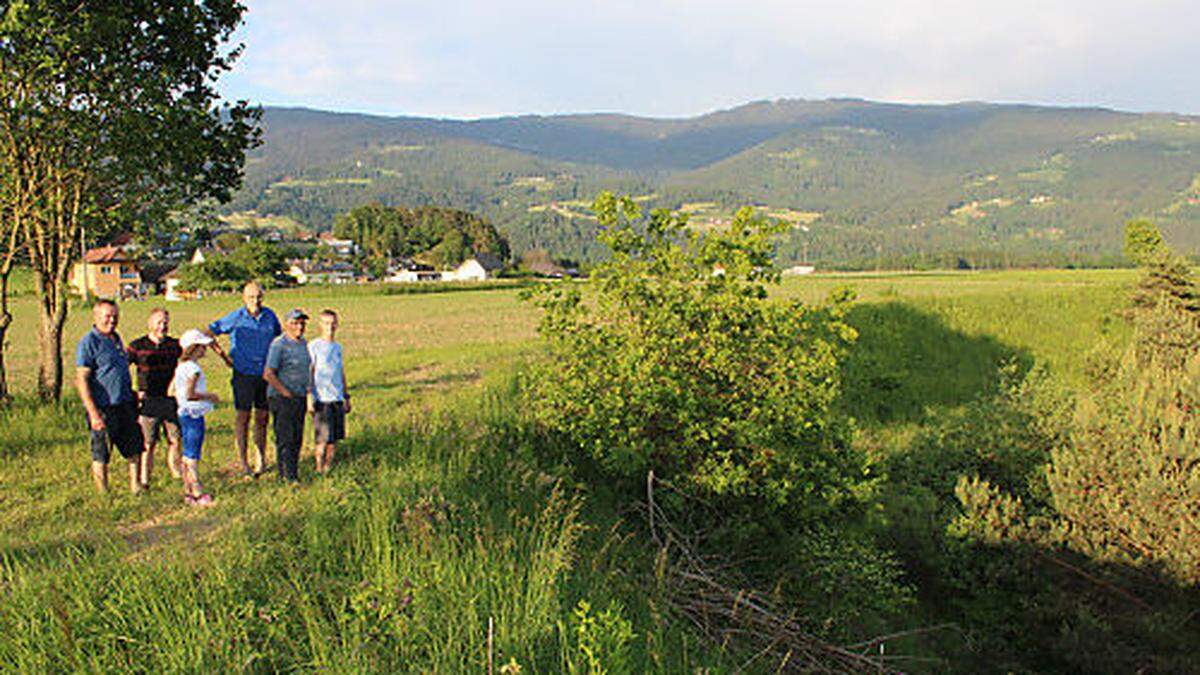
[0,0,259,400]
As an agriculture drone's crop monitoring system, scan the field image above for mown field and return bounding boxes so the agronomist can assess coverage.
[0,269,1141,672]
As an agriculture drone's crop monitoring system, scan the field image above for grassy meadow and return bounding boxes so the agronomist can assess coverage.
[0,269,1142,672]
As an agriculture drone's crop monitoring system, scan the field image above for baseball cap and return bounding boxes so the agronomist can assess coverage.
[285,308,309,321]
[180,329,214,350]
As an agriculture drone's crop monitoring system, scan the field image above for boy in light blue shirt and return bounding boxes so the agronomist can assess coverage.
[307,309,350,474]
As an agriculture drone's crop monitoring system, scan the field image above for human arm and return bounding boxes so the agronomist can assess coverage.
[263,340,293,398]
[263,366,292,398]
[307,356,316,414]
[126,344,145,401]
[208,339,232,368]
[341,369,351,414]
[74,338,105,430]
[74,367,105,431]
[181,369,219,404]
[205,316,235,368]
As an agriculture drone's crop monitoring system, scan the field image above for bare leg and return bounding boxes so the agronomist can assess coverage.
[234,409,252,475]
[139,441,155,487]
[128,458,142,493]
[166,434,183,479]
[313,442,324,473]
[182,458,203,498]
[324,443,336,473]
[91,461,109,493]
[253,409,270,474]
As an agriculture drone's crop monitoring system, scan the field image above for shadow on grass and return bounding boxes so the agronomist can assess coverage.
[907,529,1200,673]
[839,302,1031,425]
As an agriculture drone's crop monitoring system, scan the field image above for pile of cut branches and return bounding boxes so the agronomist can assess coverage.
[645,472,928,674]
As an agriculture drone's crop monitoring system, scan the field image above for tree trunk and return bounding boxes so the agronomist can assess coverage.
[0,272,12,403]
[36,284,67,402]
[36,319,65,401]
[28,164,81,403]
[0,325,9,403]
[0,203,20,403]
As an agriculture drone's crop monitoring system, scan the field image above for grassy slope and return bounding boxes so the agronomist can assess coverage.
[0,270,1135,671]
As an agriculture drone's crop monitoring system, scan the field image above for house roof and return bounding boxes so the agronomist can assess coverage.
[83,246,137,264]
[527,259,565,276]
[472,252,505,271]
[108,232,135,248]
[140,262,178,283]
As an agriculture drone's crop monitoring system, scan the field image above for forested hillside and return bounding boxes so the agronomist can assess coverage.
[226,100,1200,267]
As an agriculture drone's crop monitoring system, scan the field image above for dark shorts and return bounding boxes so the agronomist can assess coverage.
[312,401,345,445]
[232,371,269,412]
[138,396,179,445]
[88,401,144,463]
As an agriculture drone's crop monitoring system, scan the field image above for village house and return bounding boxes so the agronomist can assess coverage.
[162,267,192,302]
[442,252,505,282]
[384,260,441,283]
[71,245,148,299]
[189,244,228,265]
[287,259,356,285]
[317,231,356,257]
[139,261,180,295]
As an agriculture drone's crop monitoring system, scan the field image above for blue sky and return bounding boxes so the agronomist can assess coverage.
[219,0,1199,119]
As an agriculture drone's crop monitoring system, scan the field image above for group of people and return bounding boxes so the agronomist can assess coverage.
[74,281,351,505]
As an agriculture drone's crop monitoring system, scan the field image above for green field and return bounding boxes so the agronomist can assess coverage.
[0,270,1148,671]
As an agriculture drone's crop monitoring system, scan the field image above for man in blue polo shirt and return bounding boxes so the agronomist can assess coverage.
[206,280,281,477]
[74,299,144,493]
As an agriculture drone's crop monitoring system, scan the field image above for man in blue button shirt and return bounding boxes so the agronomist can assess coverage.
[206,280,281,477]
[74,300,144,493]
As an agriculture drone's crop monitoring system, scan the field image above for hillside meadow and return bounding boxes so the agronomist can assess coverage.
[0,270,1146,671]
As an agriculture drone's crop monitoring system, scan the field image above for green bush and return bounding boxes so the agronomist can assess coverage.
[942,238,1200,671]
[176,239,291,291]
[523,192,860,513]
[957,232,1200,585]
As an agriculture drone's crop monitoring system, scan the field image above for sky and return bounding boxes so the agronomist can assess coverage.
[219,0,1200,120]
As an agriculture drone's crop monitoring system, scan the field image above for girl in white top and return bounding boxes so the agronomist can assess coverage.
[172,329,221,506]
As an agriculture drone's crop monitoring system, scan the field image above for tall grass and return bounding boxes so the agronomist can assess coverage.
[0,270,1145,672]
[0,408,581,672]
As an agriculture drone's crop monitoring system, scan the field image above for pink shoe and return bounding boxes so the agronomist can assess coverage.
[194,493,215,507]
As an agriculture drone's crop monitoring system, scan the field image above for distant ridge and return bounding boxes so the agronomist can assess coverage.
[227,98,1200,267]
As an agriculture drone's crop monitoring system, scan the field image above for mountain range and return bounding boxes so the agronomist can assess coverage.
[225,99,1200,267]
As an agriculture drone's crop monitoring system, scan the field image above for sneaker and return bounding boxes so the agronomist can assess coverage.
[194,493,215,507]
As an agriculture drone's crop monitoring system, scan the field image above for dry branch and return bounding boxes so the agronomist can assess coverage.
[644,471,911,674]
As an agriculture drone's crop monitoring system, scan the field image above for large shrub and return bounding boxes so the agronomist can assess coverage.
[523,193,860,513]
[957,222,1200,585]
[946,223,1200,670]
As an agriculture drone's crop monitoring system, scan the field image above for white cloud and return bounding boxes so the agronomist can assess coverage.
[219,0,1200,117]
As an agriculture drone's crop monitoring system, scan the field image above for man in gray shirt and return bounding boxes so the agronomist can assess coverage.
[263,308,312,482]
